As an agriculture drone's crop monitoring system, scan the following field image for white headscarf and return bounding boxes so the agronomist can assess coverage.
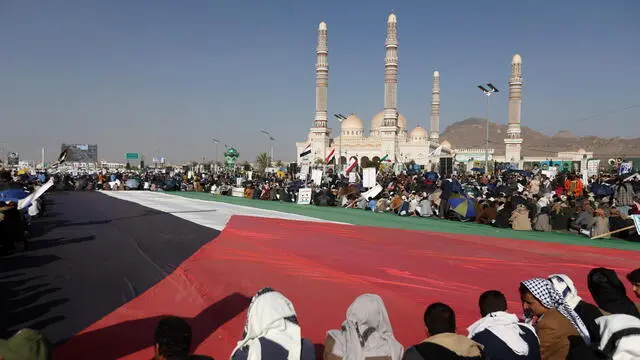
[595,314,640,360]
[231,289,301,360]
[467,311,537,356]
[328,294,404,360]
[548,274,582,309]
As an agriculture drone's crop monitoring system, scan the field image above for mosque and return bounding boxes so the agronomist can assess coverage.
[295,13,592,172]
[295,14,451,169]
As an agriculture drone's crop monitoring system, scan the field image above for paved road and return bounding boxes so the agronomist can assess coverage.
[0,191,219,344]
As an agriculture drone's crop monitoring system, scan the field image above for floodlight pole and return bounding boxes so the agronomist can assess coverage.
[478,84,498,174]
[334,114,346,171]
[212,138,219,173]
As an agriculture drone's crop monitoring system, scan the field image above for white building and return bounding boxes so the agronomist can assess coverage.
[295,14,450,168]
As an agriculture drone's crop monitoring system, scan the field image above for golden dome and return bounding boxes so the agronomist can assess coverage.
[409,126,427,139]
[370,111,408,131]
[340,114,364,129]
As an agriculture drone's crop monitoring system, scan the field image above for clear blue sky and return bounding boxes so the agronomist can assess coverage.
[1,0,638,163]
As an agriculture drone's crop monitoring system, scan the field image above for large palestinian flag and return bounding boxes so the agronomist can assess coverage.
[1,191,638,359]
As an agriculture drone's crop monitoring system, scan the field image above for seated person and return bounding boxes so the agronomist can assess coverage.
[402,303,484,360]
[324,294,404,360]
[627,268,640,300]
[467,290,539,360]
[231,288,315,360]
[0,329,52,360]
[154,316,212,360]
[520,278,590,360]
[548,274,607,344]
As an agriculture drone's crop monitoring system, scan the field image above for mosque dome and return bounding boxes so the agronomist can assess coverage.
[577,148,586,154]
[370,111,408,132]
[441,140,452,149]
[409,125,428,140]
[340,114,364,137]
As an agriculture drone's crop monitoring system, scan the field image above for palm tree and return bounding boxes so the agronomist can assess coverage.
[255,152,271,173]
[242,161,252,171]
[275,160,283,167]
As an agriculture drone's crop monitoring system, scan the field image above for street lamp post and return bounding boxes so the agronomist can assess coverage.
[477,83,499,174]
[334,114,346,171]
[259,130,276,166]
[212,138,220,173]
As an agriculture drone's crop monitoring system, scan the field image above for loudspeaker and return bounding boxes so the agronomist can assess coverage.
[439,157,453,176]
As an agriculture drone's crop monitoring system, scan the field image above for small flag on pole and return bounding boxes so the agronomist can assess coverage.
[324,148,335,163]
[380,154,392,163]
[299,144,311,157]
[345,156,358,174]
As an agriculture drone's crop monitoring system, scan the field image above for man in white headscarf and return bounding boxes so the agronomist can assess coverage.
[467,290,539,360]
[594,314,640,360]
[231,288,315,360]
[548,274,607,344]
[324,294,404,360]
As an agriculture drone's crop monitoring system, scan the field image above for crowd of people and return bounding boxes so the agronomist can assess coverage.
[2,165,640,254]
[212,167,640,242]
[3,267,639,360]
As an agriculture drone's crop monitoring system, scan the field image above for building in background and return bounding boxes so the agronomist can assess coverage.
[296,14,450,168]
[61,144,98,163]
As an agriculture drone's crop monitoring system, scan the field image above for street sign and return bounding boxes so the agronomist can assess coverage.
[125,153,139,160]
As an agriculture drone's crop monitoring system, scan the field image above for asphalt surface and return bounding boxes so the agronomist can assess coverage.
[0,191,219,344]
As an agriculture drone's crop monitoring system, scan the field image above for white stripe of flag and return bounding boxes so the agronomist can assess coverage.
[299,144,312,157]
[324,148,335,163]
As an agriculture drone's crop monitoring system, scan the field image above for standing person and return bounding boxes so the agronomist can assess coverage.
[614,179,636,216]
[439,176,454,219]
[324,294,403,360]
[467,290,540,360]
[403,303,484,360]
[519,278,590,360]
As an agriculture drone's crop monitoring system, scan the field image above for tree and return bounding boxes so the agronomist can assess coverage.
[314,158,326,166]
[242,161,252,171]
[125,162,131,170]
[275,160,283,167]
[255,152,271,173]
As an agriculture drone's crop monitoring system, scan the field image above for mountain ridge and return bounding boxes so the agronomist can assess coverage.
[440,117,640,157]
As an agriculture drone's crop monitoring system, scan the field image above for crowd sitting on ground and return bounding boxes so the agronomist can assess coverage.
[2,267,639,360]
[80,165,640,242]
[2,166,640,254]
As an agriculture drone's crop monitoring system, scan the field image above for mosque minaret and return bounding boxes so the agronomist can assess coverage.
[313,21,329,129]
[380,13,400,160]
[429,70,440,141]
[308,21,331,161]
[504,53,523,163]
